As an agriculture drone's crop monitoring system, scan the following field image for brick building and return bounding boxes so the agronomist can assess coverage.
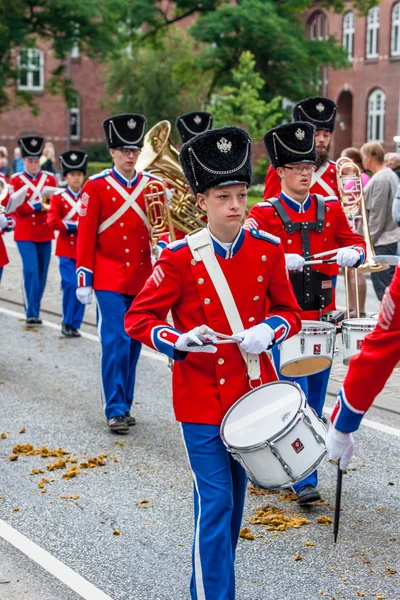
[306,0,400,158]
[0,40,109,170]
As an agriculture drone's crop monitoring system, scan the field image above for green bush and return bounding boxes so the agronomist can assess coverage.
[86,162,112,179]
[82,143,110,163]
[248,184,264,197]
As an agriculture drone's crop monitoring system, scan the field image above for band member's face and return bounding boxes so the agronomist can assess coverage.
[23,157,40,176]
[315,129,331,153]
[277,163,313,198]
[197,184,247,230]
[65,171,84,192]
[110,148,140,173]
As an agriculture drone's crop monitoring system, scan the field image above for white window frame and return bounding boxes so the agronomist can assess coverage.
[366,7,380,59]
[367,89,386,142]
[309,12,328,41]
[343,11,355,61]
[70,95,81,141]
[18,49,44,91]
[391,3,400,56]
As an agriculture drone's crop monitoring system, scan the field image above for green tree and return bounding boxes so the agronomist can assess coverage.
[207,51,283,140]
[0,0,128,111]
[105,27,213,135]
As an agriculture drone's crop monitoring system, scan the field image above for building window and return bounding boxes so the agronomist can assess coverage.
[366,7,379,59]
[343,12,355,61]
[391,3,400,56]
[367,89,385,142]
[70,94,81,141]
[18,49,44,91]
[309,12,328,41]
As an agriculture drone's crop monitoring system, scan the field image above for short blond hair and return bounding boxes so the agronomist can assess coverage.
[360,141,384,163]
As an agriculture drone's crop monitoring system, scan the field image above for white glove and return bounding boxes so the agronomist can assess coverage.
[285,253,305,272]
[326,426,355,470]
[236,323,275,354]
[0,214,8,229]
[336,248,360,268]
[76,286,93,305]
[175,326,217,353]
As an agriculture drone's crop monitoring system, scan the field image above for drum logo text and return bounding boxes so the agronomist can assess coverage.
[292,438,304,453]
[313,344,321,355]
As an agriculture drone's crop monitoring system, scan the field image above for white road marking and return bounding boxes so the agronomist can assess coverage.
[0,519,114,600]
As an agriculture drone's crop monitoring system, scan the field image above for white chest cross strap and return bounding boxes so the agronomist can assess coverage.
[186,228,261,381]
[19,172,48,202]
[62,192,80,222]
[312,163,336,197]
[97,175,149,235]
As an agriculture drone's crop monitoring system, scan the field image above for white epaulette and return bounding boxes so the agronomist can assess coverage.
[141,171,162,182]
[89,169,111,181]
[250,228,281,246]
[324,195,339,202]
[167,238,188,252]
[256,201,272,207]
[41,170,54,176]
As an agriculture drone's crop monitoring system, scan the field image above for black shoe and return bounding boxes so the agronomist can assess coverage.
[70,328,81,338]
[61,323,74,337]
[296,485,321,505]
[124,413,136,426]
[108,416,129,433]
[26,317,37,325]
[34,318,42,324]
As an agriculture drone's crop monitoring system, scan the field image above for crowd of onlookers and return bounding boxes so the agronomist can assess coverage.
[0,142,58,179]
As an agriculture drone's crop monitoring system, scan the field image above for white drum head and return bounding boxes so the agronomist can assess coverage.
[222,382,302,449]
[342,318,376,330]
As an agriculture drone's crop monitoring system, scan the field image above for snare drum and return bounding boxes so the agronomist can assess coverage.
[220,381,327,490]
[341,318,376,365]
[279,320,336,377]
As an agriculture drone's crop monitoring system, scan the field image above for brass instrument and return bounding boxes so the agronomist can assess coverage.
[136,120,207,233]
[143,179,175,249]
[336,158,388,317]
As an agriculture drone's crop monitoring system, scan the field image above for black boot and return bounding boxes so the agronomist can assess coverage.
[124,413,136,426]
[108,416,129,433]
[70,328,82,338]
[296,485,321,505]
[61,323,74,337]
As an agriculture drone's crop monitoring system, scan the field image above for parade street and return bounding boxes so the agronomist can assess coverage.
[1,237,400,600]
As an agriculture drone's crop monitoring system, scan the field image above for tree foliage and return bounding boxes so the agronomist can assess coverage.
[105,27,212,134]
[207,51,283,140]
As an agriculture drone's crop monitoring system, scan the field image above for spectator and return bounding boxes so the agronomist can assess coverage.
[0,147,9,176]
[392,181,400,225]
[40,142,57,175]
[12,147,24,174]
[340,147,371,317]
[384,152,400,178]
[361,142,399,300]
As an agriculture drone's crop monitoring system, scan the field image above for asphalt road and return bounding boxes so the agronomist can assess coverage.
[0,307,399,600]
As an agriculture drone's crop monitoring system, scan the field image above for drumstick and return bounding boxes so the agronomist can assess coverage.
[198,325,243,343]
[304,259,337,266]
[333,465,343,543]
[304,245,356,261]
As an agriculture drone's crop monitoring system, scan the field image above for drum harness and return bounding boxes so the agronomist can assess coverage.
[269,194,332,316]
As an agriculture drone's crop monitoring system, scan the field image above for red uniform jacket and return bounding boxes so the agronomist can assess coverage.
[125,227,302,425]
[332,265,400,433]
[47,188,81,259]
[9,171,56,242]
[76,168,161,294]
[0,174,11,268]
[245,193,366,320]
[264,162,339,201]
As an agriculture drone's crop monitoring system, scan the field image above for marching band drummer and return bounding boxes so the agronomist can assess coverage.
[125,126,302,600]
[245,121,367,505]
[75,113,163,434]
[327,260,400,469]
[47,151,88,338]
[0,175,16,283]
[9,136,57,324]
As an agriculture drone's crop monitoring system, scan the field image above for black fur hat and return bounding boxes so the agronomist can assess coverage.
[179,126,252,195]
[18,135,44,158]
[292,97,337,133]
[103,113,147,149]
[59,150,88,175]
[264,122,316,169]
[175,111,213,144]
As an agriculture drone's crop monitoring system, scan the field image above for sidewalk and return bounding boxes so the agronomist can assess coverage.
[1,234,399,415]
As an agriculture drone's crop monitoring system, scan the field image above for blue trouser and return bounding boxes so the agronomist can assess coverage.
[16,241,52,318]
[271,344,331,492]
[59,256,84,329]
[181,423,247,600]
[0,267,3,281]
[96,291,141,419]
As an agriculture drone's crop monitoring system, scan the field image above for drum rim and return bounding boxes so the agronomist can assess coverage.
[300,320,337,334]
[220,381,305,451]
[341,319,376,332]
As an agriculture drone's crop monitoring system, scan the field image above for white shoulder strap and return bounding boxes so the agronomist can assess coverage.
[97,175,149,235]
[186,229,260,381]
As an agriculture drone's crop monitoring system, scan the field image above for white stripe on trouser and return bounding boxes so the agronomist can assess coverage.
[95,295,107,410]
[180,425,206,600]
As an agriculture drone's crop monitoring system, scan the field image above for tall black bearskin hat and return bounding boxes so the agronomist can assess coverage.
[18,135,45,158]
[175,111,213,144]
[59,150,88,175]
[179,126,252,195]
[103,114,147,149]
[263,121,316,169]
[292,97,337,133]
